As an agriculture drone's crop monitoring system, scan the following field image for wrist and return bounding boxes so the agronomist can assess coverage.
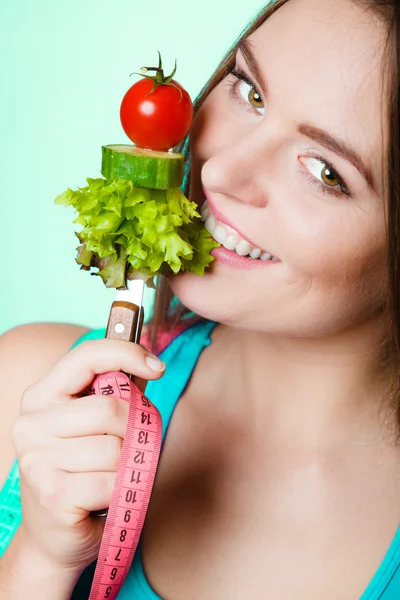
[1,527,80,600]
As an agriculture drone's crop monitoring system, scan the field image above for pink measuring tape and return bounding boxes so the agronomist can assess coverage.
[86,300,163,599]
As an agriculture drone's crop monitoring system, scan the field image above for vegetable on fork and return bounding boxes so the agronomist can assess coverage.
[54,51,219,290]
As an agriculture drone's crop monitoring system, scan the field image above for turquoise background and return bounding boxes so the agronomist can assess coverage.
[1,0,267,335]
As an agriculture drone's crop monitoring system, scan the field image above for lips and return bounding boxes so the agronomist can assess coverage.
[200,190,279,261]
[201,188,260,247]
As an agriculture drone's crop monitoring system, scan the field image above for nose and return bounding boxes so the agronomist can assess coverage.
[201,122,279,209]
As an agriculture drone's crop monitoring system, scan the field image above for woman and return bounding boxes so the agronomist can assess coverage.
[0,0,399,597]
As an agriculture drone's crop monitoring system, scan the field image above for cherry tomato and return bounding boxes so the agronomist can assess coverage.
[120,77,193,152]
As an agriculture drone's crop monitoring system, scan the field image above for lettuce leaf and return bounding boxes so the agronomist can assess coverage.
[55,177,219,288]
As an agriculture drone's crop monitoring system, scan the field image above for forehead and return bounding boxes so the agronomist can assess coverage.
[246,0,388,188]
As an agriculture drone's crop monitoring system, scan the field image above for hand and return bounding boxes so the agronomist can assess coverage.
[11,338,165,574]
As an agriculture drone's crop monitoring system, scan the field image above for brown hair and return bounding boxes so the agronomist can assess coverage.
[149,0,400,413]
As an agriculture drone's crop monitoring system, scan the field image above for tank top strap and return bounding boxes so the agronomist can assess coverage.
[146,319,217,439]
[0,459,21,556]
[141,316,204,356]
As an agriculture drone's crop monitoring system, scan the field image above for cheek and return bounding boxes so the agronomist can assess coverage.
[280,201,388,309]
[319,235,388,309]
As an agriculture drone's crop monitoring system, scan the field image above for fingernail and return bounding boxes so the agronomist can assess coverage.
[145,354,165,372]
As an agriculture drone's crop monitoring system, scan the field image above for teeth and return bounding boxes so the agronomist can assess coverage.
[224,234,239,251]
[213,225,226,245]
[250,247,262,260]
[205,215,216,234]
[236,240,252,256]
[201,200,278,261]
[225,224,238,235]
[200,203,209,221]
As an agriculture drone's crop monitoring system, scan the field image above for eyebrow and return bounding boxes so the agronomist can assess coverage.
[238,38,268,96]
[237,38,376,192]
[299,124,376,190]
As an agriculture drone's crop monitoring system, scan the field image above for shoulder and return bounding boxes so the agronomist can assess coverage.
[0,322,94,404]
[0,322,91,484]
[0,322,92,358]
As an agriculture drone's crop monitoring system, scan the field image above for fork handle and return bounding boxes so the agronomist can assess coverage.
[106,301,144,343]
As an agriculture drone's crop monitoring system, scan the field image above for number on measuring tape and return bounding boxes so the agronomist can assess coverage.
[126,489,137,503]
[138,431,149,444]
[88,372,162,600]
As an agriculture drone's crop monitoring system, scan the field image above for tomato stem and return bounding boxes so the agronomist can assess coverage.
[130,51,183,101]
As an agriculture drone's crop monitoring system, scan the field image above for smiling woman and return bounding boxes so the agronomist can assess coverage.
[168,0,391,329]
[2,0,400,599]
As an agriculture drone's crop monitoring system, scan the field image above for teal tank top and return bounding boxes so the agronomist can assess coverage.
[1,319,400,599]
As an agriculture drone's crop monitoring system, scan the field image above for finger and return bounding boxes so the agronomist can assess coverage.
[135,342,152,393]
[54,394,129,438]
[33,470,117,514]
[63,472,117,513]
[51,435,123,473]
[21,339,165,411]
[14,395,129,448]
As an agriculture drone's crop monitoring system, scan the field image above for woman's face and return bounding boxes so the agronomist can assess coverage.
[170,0,389,336]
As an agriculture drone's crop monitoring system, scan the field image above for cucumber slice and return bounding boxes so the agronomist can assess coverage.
[101,145,184,190]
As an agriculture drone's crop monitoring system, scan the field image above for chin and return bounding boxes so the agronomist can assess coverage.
[168,270,217,320]
[168,268,254,327]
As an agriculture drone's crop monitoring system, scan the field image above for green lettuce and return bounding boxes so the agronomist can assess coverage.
[54,177,219,288]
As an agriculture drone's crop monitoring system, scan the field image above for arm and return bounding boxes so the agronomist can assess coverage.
[0,323,91,598]
[0,322,90,485]
[0,321,162,598]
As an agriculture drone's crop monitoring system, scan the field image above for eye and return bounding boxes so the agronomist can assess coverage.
[227,68,265,116]
[300,156,348,194]
[237,80,264,114]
